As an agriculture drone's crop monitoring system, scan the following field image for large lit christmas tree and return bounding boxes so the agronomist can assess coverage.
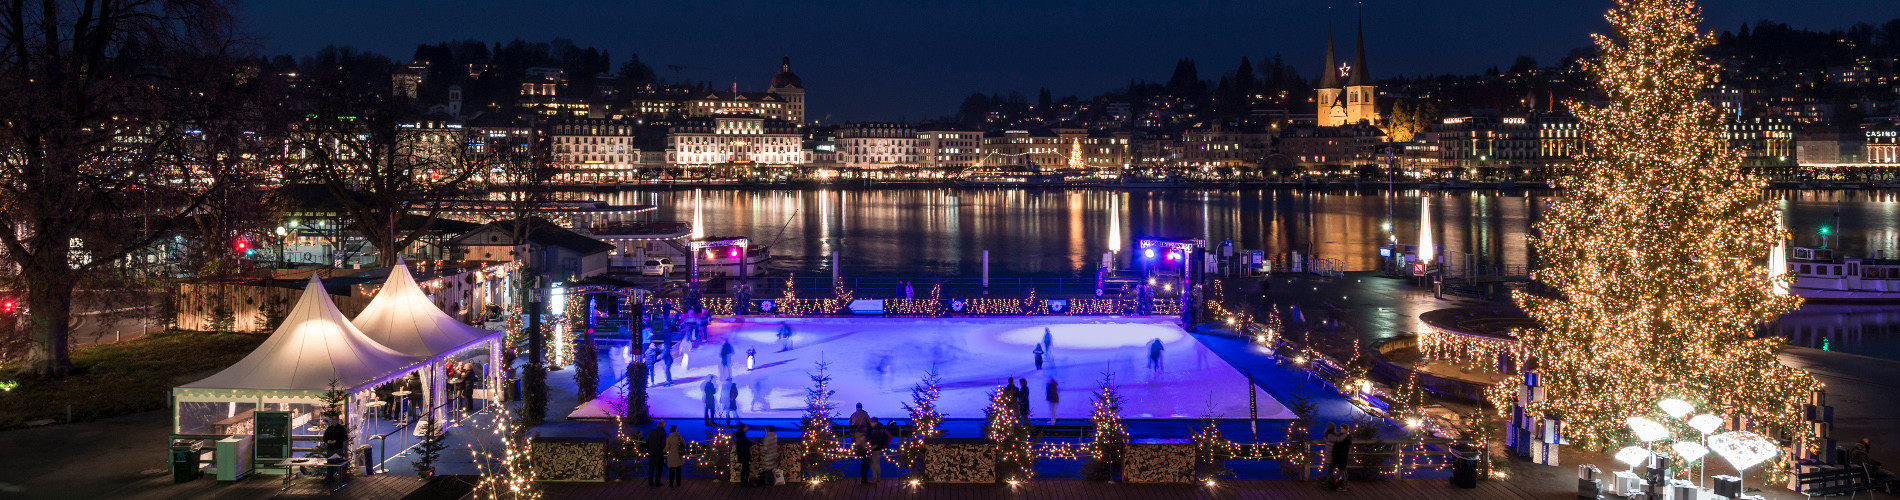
[1512,0,1819,450]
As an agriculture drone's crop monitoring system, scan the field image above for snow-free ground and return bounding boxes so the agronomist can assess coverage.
[572,316,1293,421]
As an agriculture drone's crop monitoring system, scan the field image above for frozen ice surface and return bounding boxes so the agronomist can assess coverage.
[572,316,1293,421]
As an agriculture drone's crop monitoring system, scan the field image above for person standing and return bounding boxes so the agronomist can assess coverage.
[733,424,754,486]
[1001,381,1020,415]
[1045,379,1060,424]
[848,403,872,446]
[724,379,741,424]
[665,425,684,487]
[645,420,669,487]
[320,417,349,483]
[1033,344,1045,370]
[1328,423,1354,491]
[862,420,888,484]
[701,379,718,425]
[760,425,780,486]
[1017,379,1031,421]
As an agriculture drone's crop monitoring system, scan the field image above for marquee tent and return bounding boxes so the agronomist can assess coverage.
[172,274,426,445]
[352,258,505,428]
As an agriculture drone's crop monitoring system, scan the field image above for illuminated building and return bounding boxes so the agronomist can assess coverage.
[836,122,918,171]
[1315,12,1379,127]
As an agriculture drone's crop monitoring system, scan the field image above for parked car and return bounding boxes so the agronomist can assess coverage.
[642,258,673,276]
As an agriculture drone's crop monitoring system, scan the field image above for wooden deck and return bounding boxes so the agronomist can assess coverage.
[101,473,473,500]
[539,477,1549,500]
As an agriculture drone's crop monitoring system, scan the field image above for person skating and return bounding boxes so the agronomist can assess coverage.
[720,340,736,382]
[724,379,741,424]
[777,323,794,351]
[1043,328,1053,351]
[733,424,754,486]
[1033,343,1045,370]
[701,379,717,425]
[1045,379,1060,424]
[661,342,675,385]
[645,420,669,487]
[665,425,684,487]
[1146,338,1165,370]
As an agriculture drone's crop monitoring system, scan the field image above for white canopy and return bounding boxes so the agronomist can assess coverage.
[180,275,424,392]
[352,258,501,360]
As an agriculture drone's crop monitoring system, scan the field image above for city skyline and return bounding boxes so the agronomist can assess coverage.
[241,0,1892,122]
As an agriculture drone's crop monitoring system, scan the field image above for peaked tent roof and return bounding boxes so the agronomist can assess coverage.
[181,275,423,392]
[352,258,500,359]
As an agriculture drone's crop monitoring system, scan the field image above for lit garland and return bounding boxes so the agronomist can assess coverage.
[965,298,1026,315]
[1418,320,1524,374]
[884,284,946,316]
[643,297,734,316]
[1150,298,1182,316]
[1065,299,1125,315]
[775,275,854,316]
[1510,0,1821,465]
[985,383,1036,481]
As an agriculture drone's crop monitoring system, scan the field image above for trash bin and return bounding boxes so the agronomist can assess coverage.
[1451,451,1479,488]
[170,442,204,483]
[359,445,376,476]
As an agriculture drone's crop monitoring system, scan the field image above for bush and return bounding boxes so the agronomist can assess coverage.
[0,329,267,430]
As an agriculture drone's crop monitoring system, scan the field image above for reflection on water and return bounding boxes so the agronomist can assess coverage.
[1773,304,1900,360]
[555,187,1900,361]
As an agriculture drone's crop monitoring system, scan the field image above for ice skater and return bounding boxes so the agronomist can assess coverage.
[701,379,718,425]
[662,342,675,385]
[1042,328,1053,351]
[720,340,736,382]
[746,347,757,371]
[1033,343,1045,370]
[1045,379,1060,424]
[750,378,769,411]
[777,324,794,351]
[1146,338,1165,371]
[725,379,741,424]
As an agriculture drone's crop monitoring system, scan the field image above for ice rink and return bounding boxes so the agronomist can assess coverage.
[572,316,1293,421]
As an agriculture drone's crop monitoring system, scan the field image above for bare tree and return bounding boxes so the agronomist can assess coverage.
[0,0,271,377]
[288,52,486,266]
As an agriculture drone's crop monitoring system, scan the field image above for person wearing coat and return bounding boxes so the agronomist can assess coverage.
[665,425,685,487]
[760,426,780,486]
[645,420,668,487]
[733,424,754,486]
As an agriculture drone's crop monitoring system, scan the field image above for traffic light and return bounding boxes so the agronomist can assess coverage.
[3,299,15,315]
[235,239,253,257]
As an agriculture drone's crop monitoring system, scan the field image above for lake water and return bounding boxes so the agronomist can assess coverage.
[565,187,1900,360]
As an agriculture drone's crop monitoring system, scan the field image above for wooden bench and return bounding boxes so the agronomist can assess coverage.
[1034,424,1095,440]
[1797,465,1881,498]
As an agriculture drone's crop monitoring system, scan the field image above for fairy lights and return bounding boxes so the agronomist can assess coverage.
[1510,0,1820,455]
[985,383,1035,481]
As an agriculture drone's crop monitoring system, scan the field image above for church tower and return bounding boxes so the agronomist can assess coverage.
[1342,11,1378,125]
[1315,16,1345,127]
[767,56,806,125]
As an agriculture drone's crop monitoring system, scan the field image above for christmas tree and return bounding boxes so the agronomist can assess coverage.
[900,372,944,469]
[984,383,1035,481]
[1512,0,1819,450]
[800,361,842,481]
[1082,374,1126,481]
[472,404,541,500]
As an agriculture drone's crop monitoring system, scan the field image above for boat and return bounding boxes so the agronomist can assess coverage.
[1786,246,1900,303]
[957,163,1071,188]
[1870,181,1900,190]
[1119,172,1190,188]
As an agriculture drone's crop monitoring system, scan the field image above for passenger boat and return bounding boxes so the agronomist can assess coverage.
[957,165,1071,188]
[1787,246,1900,303]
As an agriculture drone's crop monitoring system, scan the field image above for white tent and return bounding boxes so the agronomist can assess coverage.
[173,274,426,443]
[353,259,506,433]
[354,258,501,359]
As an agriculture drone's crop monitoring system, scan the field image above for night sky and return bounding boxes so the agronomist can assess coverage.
[240,0,1895,122]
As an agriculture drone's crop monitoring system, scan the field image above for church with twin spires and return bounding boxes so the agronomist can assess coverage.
[1316,13,1378,127]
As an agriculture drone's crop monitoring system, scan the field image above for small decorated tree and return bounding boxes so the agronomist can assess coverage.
[1191,415,1234,482]
[574,328,599,401]
[800,362,843,481]
[985,383,1035,482]
[900,372,944,470]
[521,363,548,426]
[624,360,650,425]
[414,412,447,478]
[1277,387,1318,479]
[1082,374,1127,481]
